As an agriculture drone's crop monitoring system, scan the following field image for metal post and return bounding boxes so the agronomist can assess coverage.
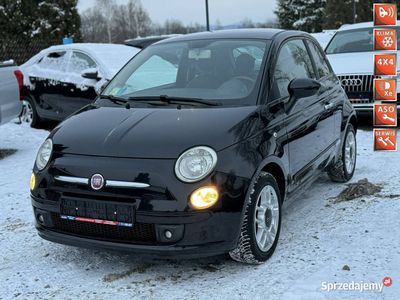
[206,0,210,31]
[353,0,356,24]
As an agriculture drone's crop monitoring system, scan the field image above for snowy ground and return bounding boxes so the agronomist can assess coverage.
[0,120,399,300]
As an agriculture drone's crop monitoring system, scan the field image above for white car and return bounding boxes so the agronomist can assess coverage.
[20,44,140,127]
[325,21,400,116]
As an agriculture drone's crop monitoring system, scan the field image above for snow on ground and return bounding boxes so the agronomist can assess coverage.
[0,121,399,300]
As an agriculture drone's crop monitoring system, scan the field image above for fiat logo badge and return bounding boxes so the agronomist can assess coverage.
[91,174,104,190]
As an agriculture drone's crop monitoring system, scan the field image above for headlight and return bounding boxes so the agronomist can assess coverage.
[35,139,53,171]
[175,146,217,182]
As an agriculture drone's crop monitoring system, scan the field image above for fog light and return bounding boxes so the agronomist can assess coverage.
[30,173,36,190]
[37,214,44,223]
[164,230,172,239]
[190,186,218,209]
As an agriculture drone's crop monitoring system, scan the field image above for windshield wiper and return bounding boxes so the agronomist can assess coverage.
[127,95,221,106]
[99,95,127,104]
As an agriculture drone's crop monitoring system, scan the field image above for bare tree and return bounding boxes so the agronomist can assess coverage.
[164,19,187,34]
[240,18,255,28]
[80,7,108,42]
[215,19,223,30]
[96,0,116,43]
[186,22,205,33]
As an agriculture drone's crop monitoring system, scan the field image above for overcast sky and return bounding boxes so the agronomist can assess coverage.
[77,0,277,26]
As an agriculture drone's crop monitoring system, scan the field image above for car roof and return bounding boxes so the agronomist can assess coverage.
[155,29,285,45]
[338,21,400,31]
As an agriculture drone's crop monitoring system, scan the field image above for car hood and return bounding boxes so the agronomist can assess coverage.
[51,104,259,159]
[327,51,400,75]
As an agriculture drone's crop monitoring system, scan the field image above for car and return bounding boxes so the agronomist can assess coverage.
[20,43,140,127]
[30,29,357,264]
[0,60,23,126]
[325,21,400,117]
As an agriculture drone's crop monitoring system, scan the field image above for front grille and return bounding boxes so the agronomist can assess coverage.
[50,212,157,244]
[338,75,380,93]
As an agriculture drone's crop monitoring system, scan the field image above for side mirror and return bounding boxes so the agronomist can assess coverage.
[288,78,321,99]
[284,78,321,114]
[81,68,101,80]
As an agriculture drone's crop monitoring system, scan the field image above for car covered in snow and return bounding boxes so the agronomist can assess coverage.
[325,21,400,116]
[30,29,357,264]
[20,44,140,127]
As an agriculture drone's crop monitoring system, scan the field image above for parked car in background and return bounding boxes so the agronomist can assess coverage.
[325,21,400,117]
[31,29,357,264]
[20,44,140,127]
[0,60,23,126]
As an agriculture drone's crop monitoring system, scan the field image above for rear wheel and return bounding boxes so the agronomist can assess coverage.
[229,172,282,264]
[21,97,41,128]
[327,124,356,182]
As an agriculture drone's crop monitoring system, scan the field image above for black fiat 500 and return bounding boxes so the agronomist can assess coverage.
[31,29,357,264]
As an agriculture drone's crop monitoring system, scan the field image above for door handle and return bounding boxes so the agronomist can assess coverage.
[324,103,334,110]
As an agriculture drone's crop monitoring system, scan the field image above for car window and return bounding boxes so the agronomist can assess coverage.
[102,39,270,105]
[37,51,68,72]
[273,40,316,99]
[69,51,97,74]
[306,40,331,78]
[123,49,182,93]
[325,27,400,54]
[233,46,265,72]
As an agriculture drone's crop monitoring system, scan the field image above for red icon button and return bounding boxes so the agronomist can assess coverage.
[374,29,397,51]
[374,104,397,126]
[374,129,397,151]
[374,4,397,26]
[374,54,397,76]
[374,79,397,101]
[383,277,392,287]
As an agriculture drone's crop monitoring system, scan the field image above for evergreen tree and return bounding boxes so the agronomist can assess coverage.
[275,0,326,33]
[323,0,400,29]
[0,0,82,41]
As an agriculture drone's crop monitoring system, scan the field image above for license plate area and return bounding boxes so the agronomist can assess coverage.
[60,198,135,226]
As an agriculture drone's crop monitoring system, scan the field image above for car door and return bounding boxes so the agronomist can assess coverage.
[271,39,336,192]
[62,51,98,118]
[29,50,70,120]
[306,39,342,143]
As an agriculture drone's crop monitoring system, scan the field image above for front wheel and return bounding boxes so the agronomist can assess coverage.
[229,172,282,264]
[327,124,356,182]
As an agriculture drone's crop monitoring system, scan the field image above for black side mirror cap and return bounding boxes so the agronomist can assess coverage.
[81,69,101,81]
[288,78,321,99]
[283,78,321,114]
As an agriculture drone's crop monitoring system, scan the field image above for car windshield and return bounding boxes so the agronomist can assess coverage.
[326,27,400,54]
[102,39,270,105]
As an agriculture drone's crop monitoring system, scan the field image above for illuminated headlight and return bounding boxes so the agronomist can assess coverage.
[175,146,217,182]
[35,139,53,171]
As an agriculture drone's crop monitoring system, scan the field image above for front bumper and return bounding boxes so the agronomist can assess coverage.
[31,153,251,258]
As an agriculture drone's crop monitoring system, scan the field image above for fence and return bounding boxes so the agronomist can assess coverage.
[0,39,61,66]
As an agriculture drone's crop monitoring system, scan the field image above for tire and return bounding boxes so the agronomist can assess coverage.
[21,96,41,128]
[327,124,356,182]
[229,172,282,264]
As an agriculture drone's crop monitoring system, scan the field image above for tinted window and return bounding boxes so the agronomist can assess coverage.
[273,40,315,99]
[38,51,68,72]
[306,40,331,78]
[69,52,97,73]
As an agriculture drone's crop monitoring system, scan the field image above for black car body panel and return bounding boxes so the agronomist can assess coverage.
[50,105,259,158]
[31,29,357,258]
